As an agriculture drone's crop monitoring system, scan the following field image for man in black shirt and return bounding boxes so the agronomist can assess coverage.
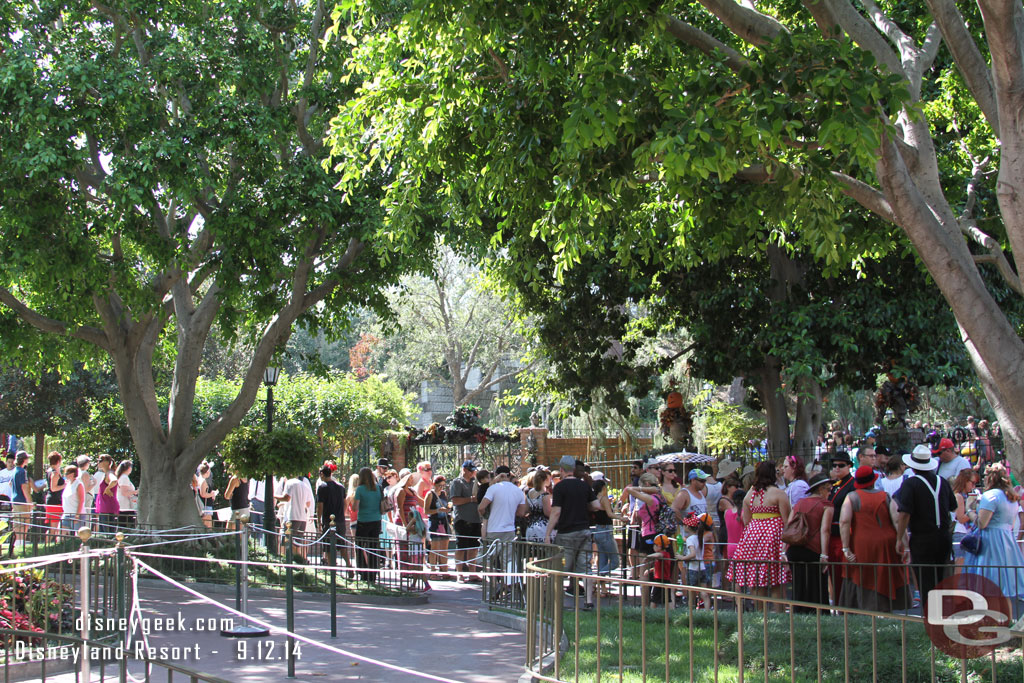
[545,455,600,607]
[895,445,955,601]
[316,466,347,548]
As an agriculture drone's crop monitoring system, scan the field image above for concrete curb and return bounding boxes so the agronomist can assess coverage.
[136,577,429,606]
[3,656,77,682]
[478,608,566,683]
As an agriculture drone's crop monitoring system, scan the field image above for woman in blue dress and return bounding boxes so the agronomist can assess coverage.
[964,463,1024,613]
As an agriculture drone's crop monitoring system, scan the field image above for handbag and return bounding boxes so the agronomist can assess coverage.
[379,492,394,515]
[781,510,810,545]
[960,528,983,555]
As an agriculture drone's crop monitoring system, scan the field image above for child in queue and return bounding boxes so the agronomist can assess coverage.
[679,512,715,609]
[643,534,676,608]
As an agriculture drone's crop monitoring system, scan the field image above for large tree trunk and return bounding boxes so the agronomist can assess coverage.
[963,330,1024,474]
[33,432,45,479]
[754,356,790,458]
[792,377,823,461]
[877,127,1024,476]
[137,449,201,527]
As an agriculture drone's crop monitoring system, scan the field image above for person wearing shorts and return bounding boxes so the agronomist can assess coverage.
[545,455,600,608]
[450,461,481,582]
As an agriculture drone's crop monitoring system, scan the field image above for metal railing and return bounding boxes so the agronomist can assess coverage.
[0,628,233,683]
[522,548,1024,682]
[481,539,562,611]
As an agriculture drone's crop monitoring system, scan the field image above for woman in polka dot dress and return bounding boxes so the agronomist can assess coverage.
[726,461,792,610]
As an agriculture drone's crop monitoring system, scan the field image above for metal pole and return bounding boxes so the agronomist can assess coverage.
[240,520,249,612]
[329,515,337,638]
[286,522,295,678]
[79,527,92,683]
[116,532,127,683]
[221,515,269,637]
[264,385,277,554]
[235,524,242,611]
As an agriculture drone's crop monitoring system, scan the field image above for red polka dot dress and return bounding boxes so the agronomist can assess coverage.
[726,489,791,587]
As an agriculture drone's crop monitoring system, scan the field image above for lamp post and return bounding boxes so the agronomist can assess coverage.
[263,366,280,553]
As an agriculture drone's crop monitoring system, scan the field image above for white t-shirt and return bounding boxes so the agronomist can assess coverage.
[117,473,136,511]
[482,481,526,534]
[282,478,313,523]
[937,456,972,481]
[685,533,704,571]
[62,479,85,514]
[877,475,904,498]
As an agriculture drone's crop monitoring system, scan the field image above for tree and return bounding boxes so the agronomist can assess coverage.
[0,365,109,476]
[65,373,418,469]
[328,0,1024,470]
[372,246,537,407]
[0,1,440,524]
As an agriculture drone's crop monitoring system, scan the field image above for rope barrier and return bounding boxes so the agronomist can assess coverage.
[130,557,465,683]
[125,547,532,579]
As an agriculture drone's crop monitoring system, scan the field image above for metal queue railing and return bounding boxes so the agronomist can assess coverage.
[522,550,1024,683]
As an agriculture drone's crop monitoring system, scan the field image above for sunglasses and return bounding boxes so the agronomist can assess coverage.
[831,463,850,468]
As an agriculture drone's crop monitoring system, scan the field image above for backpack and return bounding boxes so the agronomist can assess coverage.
[653,494,677,537]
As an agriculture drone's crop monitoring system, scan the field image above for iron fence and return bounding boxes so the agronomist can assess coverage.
[523,549,1024,682]
[481,539,562,612]
[413,441,522,480]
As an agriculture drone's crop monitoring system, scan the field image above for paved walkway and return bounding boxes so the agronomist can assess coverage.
[43,579,525,683]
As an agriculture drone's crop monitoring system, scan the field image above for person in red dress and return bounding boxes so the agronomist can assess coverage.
[838,466,912,612]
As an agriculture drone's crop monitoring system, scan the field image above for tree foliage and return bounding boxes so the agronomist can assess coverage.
[329,0,1024,468]
[371,246,536,405]
[221,425,323,480]
[701,401,765,453]
[63,372,417,461]
[0,0,444,522]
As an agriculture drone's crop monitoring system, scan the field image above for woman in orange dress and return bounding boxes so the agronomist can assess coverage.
[838,465,912,612]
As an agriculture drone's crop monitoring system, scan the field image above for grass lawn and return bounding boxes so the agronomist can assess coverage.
[559,605,1023,682]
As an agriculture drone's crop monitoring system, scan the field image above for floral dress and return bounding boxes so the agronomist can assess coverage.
[524,490,549,541]
[726,489,791,587]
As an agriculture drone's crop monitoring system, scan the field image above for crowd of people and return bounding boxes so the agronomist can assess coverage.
[4,423,1024,619]
[0,450,137,549]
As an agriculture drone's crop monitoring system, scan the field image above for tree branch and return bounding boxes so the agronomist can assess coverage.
[926,0,1000,133]
[662,15,747,72]
[733,164,898,225]
[961,220,1023,295]
[918,22,942,73]
[0,288,110,350]
[696,0,787,47]
[293,0,326,156]
[861,0,913,54]
[818,0,904,77]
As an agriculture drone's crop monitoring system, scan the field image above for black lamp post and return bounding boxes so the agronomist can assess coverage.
[263,366,280,552]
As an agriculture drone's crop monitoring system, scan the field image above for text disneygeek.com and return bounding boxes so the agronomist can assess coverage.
[76,613,235,634]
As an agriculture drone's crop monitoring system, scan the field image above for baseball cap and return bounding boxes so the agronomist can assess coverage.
[495,465,511,475]
[591,471,606,481]
[688,469,709,481]
[461,460,477,471]
[932,438,955,454]
[557,455,576,469]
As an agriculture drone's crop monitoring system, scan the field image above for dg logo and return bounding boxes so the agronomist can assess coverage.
[925,573,1023,659]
